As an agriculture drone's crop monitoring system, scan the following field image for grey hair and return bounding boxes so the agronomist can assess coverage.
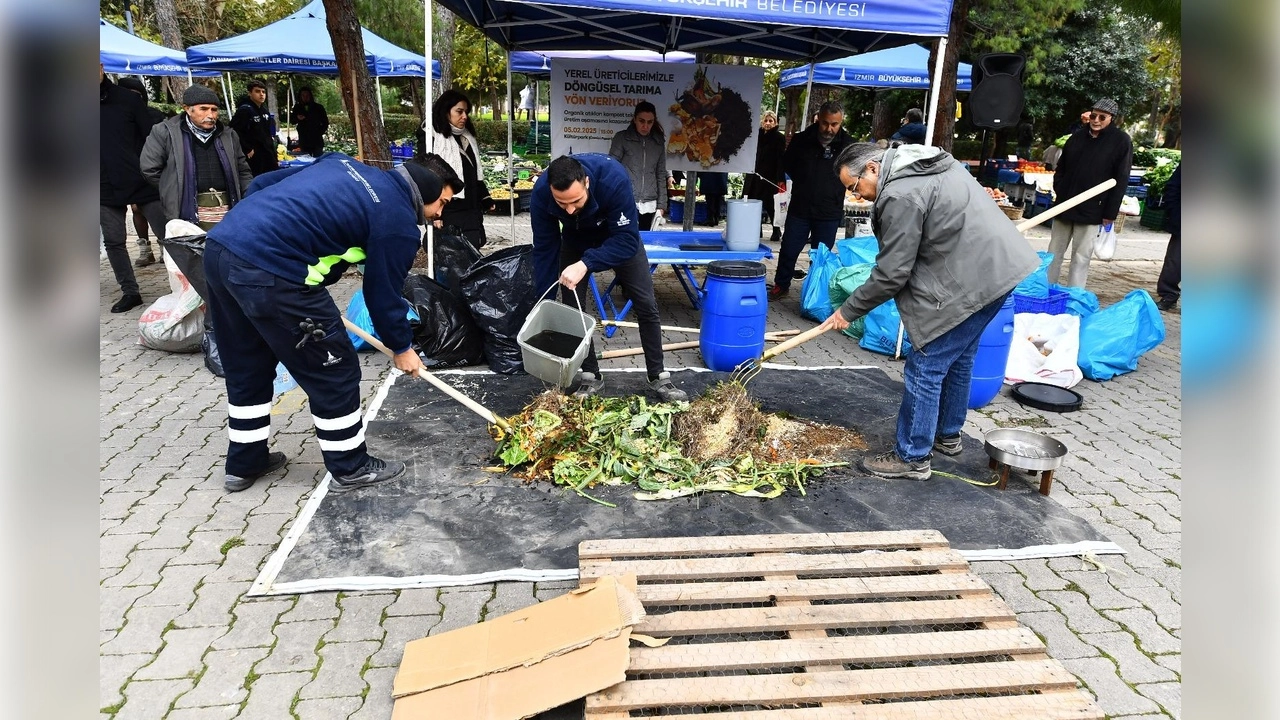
[834,142,887,180]
[817,100,844,118]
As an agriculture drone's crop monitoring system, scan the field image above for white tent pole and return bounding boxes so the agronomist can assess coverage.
[221,73,233,112]
[424,0,435,280]
[774,72,781,118]
[376,76,385,123]
[186,69,193,88]
[800,63,815,130]
[507,60,515,238]
[925,37,947,147]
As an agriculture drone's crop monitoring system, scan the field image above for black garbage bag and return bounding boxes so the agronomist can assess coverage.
[158,231,208,300]
[202,329,226,377]
[459,245,536,375]
[402,273,486,368]
[432,229,482,295]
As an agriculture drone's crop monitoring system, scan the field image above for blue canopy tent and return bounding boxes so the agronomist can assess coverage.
[509,49,694,77]
[779,44,972,91]
[100,18,217,77]
[420,0,955,263]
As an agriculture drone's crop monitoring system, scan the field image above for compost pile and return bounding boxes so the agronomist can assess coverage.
[491,382,864,504]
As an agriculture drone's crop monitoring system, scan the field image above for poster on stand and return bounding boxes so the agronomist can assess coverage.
[550,59,764,174]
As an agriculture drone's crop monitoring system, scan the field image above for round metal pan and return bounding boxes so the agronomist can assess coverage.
[984,428,1069,472]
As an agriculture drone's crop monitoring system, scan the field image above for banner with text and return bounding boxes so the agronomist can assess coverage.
[551,60,765,174]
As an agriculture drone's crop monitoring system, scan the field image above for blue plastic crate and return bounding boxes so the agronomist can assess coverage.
[1124,185,1148,199]
[1014,287,1069,315]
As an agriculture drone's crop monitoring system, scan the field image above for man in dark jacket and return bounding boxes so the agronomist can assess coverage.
[117,76,167,268]
[100,65,168,313]
[769,101,853,299]
[1156,163,1181,311]
[1047,98,1133,287]
[821,143,1039,480]
[290,86,329,156]
[530,154,687,402]
[744,111,786,242]
[230,80,278,176]
[890,108,926,145]
[203,154,461,493]
[141,85,255,230]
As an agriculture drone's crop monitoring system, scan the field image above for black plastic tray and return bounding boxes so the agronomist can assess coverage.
[1011,382,1083,413]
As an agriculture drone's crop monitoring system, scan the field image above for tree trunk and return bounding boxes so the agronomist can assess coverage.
[926,0,970,152]
[152,0,186,100]
[323,0,390,166]
[436,4,456,91]
[871,91,896,141]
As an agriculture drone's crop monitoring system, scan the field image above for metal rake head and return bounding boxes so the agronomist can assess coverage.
[729,356,765,385]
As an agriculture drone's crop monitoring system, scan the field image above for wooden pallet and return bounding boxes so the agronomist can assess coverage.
[579,530,1103,720]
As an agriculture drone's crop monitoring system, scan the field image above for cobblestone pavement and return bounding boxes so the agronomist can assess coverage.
[101,212,1180,719]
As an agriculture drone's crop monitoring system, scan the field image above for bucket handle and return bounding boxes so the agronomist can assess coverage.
[540,280,593,337]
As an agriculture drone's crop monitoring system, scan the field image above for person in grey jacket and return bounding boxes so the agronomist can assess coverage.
[819,143,1040,481]
[609,101,668,230]
[140,84,254,230]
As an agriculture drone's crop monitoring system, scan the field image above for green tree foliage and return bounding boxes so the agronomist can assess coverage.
[1036,3,1156,139]
[102,0,297,46]
[450,22,508,118]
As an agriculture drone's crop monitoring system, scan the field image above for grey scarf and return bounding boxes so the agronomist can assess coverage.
[185,116,215,143]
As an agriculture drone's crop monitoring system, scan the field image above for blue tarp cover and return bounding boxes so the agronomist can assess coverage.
[780,44,972,91]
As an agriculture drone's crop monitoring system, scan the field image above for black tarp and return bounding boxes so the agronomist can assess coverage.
[273,367,1112,586]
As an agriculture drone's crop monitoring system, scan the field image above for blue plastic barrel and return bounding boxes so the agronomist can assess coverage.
[700,261,768,372]
[968,294,1017,409]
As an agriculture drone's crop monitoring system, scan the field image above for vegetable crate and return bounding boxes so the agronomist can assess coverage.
[668,198,709,224]
[578,530,1104,719]
[1014,287,1069,315]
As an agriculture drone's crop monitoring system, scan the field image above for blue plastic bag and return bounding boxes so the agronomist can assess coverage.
[836,236,879,266]
[344,290,418,351]
[1078,290,1166,381]
[859,299,913,357]
[1013,251,1054,299]
[1053,283,1100,318]
[799,244,843,322]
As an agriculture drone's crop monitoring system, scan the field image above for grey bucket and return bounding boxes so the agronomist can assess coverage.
[516,283,596,388]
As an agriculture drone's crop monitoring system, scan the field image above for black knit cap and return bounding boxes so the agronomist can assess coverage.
[401,161,443,204]
[182,84,220,107]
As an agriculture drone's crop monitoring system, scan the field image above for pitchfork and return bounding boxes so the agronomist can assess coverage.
[730,324,833,385]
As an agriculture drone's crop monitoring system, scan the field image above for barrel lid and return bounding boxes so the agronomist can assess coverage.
[1011,382,1083,413]
[707,260,766,279]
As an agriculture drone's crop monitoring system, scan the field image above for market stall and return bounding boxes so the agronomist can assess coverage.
[779,43,972,92]
[100,18,218,78]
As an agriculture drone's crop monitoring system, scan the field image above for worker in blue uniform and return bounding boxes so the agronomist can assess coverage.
[530,153,687,402]
[204,153,463,493]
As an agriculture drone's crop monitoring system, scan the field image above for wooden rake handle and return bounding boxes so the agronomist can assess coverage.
[340,317,512,432]
[761,324,832,363]
[1014,178,1117,233]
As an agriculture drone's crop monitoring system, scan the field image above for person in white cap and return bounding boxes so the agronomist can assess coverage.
[1046,97,1133,288]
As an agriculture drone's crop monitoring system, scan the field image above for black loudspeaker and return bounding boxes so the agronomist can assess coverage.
[970,53,1025,129]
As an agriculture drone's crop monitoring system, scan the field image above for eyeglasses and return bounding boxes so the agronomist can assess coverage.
[1089,112,1111,121]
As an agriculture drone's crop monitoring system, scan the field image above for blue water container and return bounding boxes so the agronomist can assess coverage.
[968,294,1017,409]
[700,261,768,372]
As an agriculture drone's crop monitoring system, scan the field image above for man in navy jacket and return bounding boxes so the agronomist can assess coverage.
[204,154,461,493]
[530,154,686,401]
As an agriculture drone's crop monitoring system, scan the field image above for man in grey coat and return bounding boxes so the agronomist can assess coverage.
[140,85,254,230]
[820,143,1039,480]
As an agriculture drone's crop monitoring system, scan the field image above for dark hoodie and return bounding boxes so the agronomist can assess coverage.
[100,77,161,207]
[230,93,278,176]
[782,123,853,220]
[1053,123,1133,224]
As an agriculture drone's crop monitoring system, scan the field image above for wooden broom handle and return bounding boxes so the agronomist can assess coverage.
[1015,178,1117,233]
[340,317,511,432]
[761,324,832,362]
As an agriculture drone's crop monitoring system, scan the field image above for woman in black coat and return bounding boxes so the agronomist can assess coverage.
[743,111,786,241]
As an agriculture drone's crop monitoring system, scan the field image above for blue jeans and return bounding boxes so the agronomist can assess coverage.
[773,214,842,289]
[895,293,1010,461]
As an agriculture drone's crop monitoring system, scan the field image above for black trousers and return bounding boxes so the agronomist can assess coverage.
[100,202,166,295]
[1157,232,1181,301]
[560,243,665,379]
[638,212,656,231]
[204,241,367,478]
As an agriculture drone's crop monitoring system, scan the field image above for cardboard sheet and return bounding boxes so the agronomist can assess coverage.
[392,575,643,720]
